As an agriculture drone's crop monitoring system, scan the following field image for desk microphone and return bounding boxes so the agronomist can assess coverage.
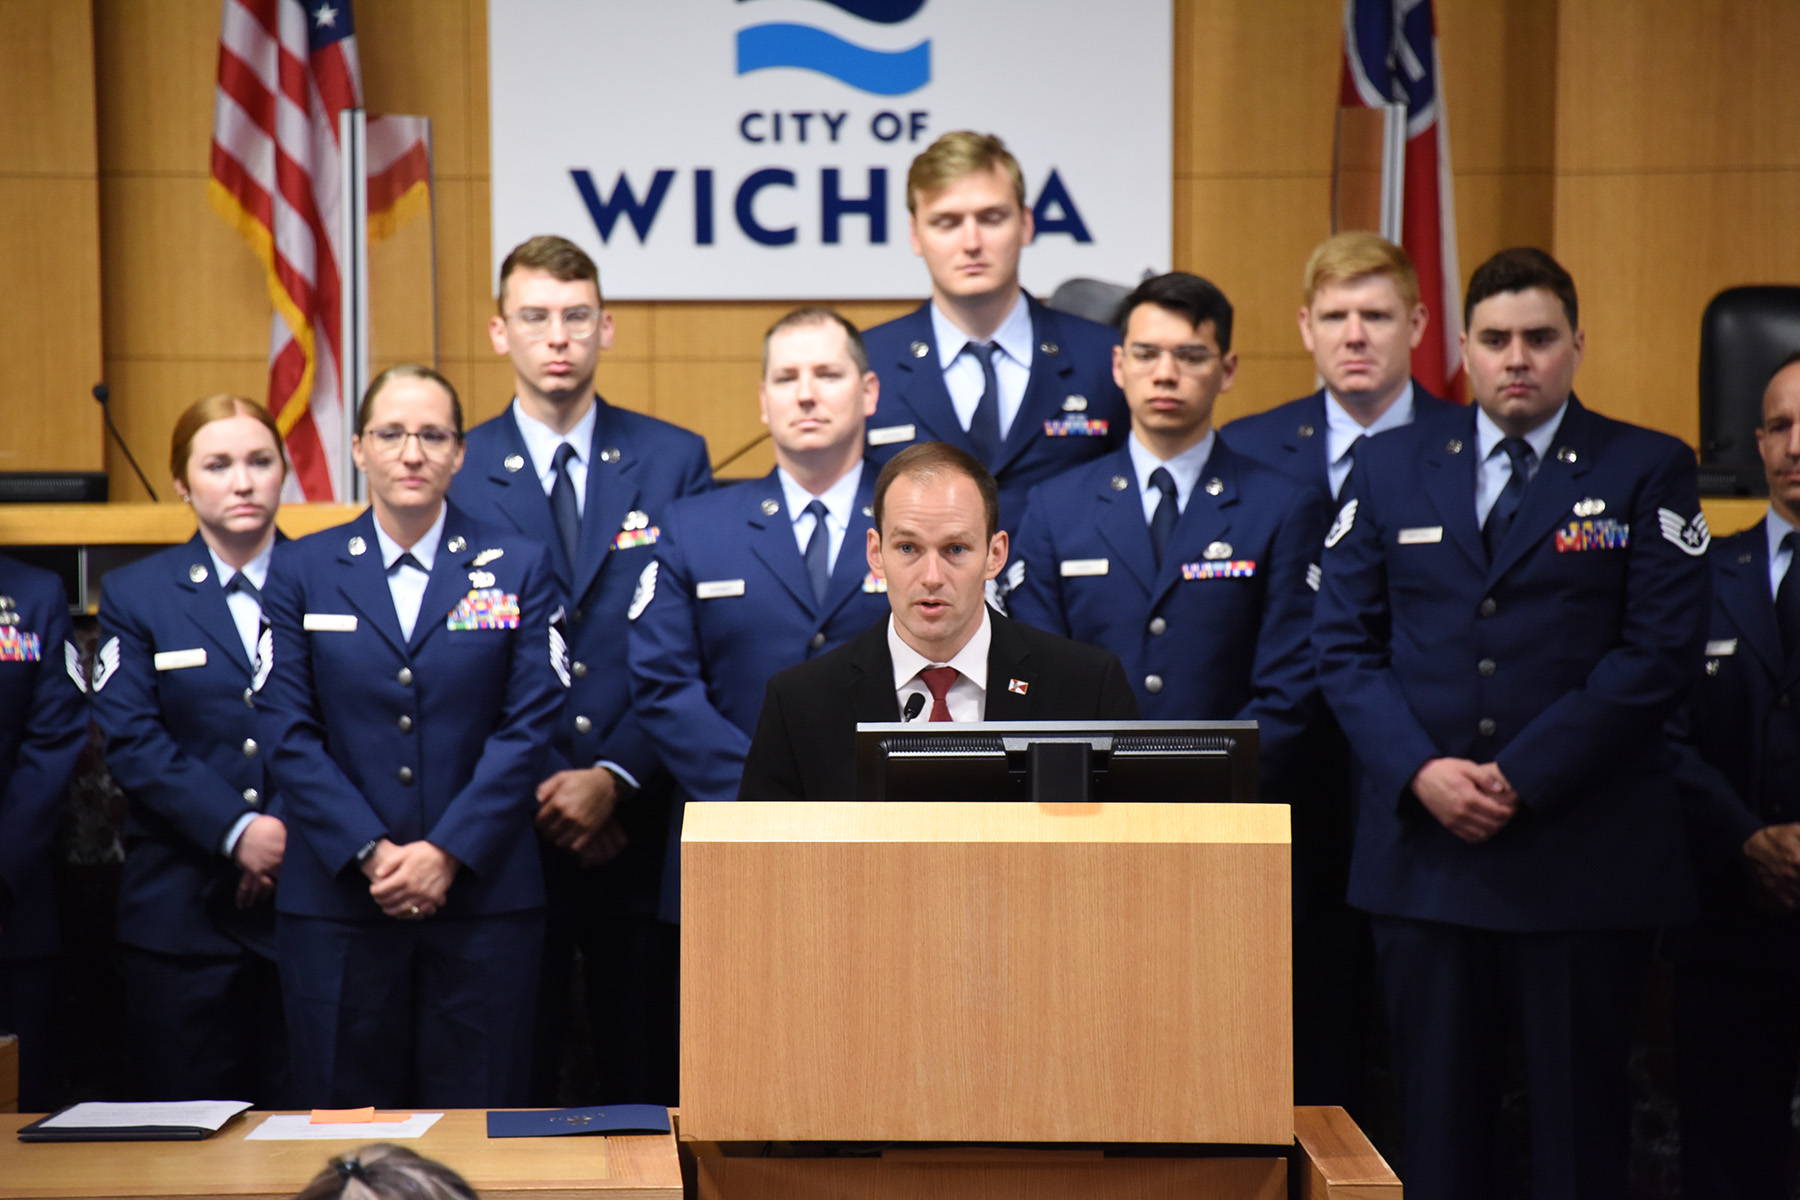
[902,693,926,722]
[92,383,159,501]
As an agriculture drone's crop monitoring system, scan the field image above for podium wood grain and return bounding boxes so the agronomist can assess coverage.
[1293,1106,1401,1199]
[680,801,1293,1145]
[0,1110,680,1200]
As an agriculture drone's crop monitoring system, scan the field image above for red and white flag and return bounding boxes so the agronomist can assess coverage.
[210,0,430,501]
[1341,0,1463,401]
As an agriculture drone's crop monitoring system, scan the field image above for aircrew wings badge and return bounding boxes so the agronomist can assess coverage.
[1325,499,1358,548]
[1657,508,1710,556]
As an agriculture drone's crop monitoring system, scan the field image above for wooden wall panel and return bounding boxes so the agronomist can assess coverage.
[74,0,1800,501]
[0,1,103,474]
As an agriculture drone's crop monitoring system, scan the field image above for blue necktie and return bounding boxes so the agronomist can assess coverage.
[225,572,261,603]
[803,498,831,606]
[549,442,581,569]
[1483,437,1534,560]
[1147,467,1179,567]
[966,341,1001,463]
[1778,532,1800,667]
[1338,436,1361,501]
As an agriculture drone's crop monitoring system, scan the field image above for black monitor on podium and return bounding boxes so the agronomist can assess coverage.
[853,720,1259,805]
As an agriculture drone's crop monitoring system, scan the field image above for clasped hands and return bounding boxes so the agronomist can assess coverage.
[535,766,627,867]
[361,837,459,919]
[1744,823,1800,914]
[1411,757,1519,843]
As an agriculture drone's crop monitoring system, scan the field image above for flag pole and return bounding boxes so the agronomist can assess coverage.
[339,108,371,503]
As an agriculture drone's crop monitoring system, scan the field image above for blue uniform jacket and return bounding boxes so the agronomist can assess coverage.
[861,297,1127,535]
[628,470,892,918]
[1313,397,1710,930]
[1668,521,1800,965]
[449,399,712,789]
[1223,385,1458,494]
[259,505,564,921]
[0,556,87,960]
[1009,437,1329,790]
[94,534,286,957]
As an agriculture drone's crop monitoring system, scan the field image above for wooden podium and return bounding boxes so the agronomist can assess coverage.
[679,801,1293,1145]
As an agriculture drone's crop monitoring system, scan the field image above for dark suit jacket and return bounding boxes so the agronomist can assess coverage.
[1008,436,1328,791]
[260,505,564,921]
[1669,520,1800,966]
[449,399,711,914]
[861,296,1126,536]
[739,610,1140,803]
[1313,396,1710,931]
[95,533,288,957]
[0,555,87,959]
[1223,384,1458,495]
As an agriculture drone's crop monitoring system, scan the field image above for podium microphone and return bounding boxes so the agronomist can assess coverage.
[902,693,926,722]
[92,383,159,502]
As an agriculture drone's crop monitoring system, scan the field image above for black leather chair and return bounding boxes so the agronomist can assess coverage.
[1046,276,1134,328]
[1698,285,1800,496]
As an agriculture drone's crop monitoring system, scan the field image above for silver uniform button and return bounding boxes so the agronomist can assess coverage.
[1110,475,1129,492]
[397,667,414,687]
[348,536,367,556]
[242,738,258,758]
[504,454,525,473]
[1477,718,1497,736]
[1477,658,1496,677]
[1557,446,1578,464]
[1204,478,1224,496]
[243,787,260,806]
[1297,424,1315,438]
[1148,617,1167,636]
[761,498,780,516]
[189,563,209,583]
[243,687,255,708]
[910,340,930,358]
[1446,439,1464,455]
[574,715,593,735]
[397,714,413,732]
[397,766,414,784]
[809,631,826,650]
[1144,674,1164,694]
[1478,598,1497,617]
[572,661,588,679]
[1040,341,1059,356]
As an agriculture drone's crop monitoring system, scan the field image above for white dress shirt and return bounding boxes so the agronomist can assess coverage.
[1325,382,1416,500]
[209,540,274,667]
[512,397,596,515]
[931,294,1034,441]
[1474,402,1567,528]
[1767,509,1800,597]
[777,460,864,570]
[1127,429,1216,524]
[373,504,448,642]
[889,608,992,723]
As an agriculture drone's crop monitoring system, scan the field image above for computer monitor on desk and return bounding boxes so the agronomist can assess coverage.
[854,720,1259,805]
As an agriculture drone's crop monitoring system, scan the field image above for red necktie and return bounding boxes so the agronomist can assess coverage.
[920,666,959,722]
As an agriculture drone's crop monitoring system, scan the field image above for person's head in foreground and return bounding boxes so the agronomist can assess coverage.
[292,1144,479,1200]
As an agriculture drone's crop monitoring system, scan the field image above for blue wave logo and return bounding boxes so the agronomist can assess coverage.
[735,4,931,96]
[737,0,926,20]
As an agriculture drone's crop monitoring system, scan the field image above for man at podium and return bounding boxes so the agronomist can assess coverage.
[739,442,1138,803]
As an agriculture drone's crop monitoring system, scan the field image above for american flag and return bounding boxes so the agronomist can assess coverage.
[1341,0,1463,402]
[209,0,430,501]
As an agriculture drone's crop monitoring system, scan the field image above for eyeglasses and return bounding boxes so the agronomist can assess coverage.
[363,425,460,456]
[1126,343,1217,371]
[506,306,600,341]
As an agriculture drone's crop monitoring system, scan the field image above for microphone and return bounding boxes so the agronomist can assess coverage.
[902,693,926,722]
[93,383,160,501]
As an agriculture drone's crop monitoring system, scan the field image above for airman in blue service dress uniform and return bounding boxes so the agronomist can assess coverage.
[94,395,292,1104]
[1313,249,1710,1200]
[859,132,1124,540]
[1223,233,1456,1114]
[0,553,88,1111]
[450,235,711,1104]
[1669,353,1800,1200]
[629,309,893,919]
[1010,272,1327,795]
[261,366,564,1108]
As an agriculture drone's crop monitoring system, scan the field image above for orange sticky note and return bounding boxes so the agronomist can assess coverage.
[311,1107,375,1124]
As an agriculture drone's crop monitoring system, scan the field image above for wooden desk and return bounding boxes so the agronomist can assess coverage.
[0,1110,681,1200]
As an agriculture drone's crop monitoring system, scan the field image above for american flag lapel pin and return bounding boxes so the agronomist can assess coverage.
[1008,679,1029,695]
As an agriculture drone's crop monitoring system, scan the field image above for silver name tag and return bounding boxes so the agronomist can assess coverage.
[1397,526,1444,545]
[303,613,358,633]
[153,648,207,671]
[696,579,747,600]
[1060,559,1110,577]
[1705,639,1738,657]
[867,424,917,447]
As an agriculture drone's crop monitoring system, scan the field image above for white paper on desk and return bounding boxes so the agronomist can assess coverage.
[39,1101,252,1130]
[245,1113,444,1141]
